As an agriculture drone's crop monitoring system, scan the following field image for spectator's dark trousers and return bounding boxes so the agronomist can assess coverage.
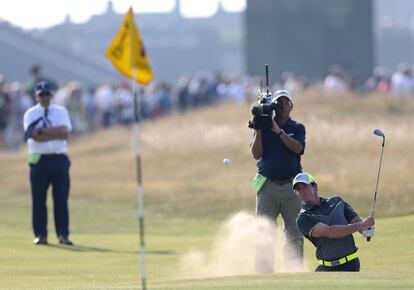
[30,154,71,237]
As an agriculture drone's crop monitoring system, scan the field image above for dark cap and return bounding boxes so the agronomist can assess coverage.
[34,81,53,96]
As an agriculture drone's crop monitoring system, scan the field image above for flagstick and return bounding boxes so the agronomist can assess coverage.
[132,67,148,290]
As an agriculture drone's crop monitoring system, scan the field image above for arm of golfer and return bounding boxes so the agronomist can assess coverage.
[350,216,364,233]
[32,126,69,142]
[311,216,375,239]
[250,130,263,160]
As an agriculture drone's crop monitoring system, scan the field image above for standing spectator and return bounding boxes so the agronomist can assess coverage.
[23,81,74,246]
[25,65,57,104]
[65,82,85,134]
[6,81,30,150]
[138,87,151,120]
[0,75,11,148]
[83,87,97,132]
[227,77,245,105]
[323,65,349,95]
[95,83,115,128]
[365,66,390,94]
[157,81,173,116]
[176,76,191,112]
[250,89,306,272]
[390,63,414,98]
[115,82,134,125]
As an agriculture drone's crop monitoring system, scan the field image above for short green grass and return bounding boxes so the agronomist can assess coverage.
[1,188,413,289]
[0,189,216,289]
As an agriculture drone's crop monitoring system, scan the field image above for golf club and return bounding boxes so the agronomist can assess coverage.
[367,128,385,241]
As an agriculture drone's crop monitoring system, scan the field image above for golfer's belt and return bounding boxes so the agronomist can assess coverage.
[319,252,358,267]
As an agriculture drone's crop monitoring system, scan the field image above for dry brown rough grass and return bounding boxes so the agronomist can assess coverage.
[1,91,413,218]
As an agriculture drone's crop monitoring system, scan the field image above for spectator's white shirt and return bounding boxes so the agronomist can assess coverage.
[53,87,69,106]
[391,72,414,97]
[323,75,348,94]
[23,104,72,154]
[95,85,115,112]
[228,82,245,104]
[115,88,134,106]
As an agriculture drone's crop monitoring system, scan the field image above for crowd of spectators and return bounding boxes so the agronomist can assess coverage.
[0,68,261,151]
[0,63,413,151]
[323,62,414,98]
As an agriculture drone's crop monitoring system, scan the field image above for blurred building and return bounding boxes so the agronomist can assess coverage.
[0,1,243,85]
[1,0,413,87]
[375,0,414,71]
[0,21,118,86]
[245,0,374,84]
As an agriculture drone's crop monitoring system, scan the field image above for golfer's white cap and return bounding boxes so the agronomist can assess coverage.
[292,172,316,190]
[273,89,293,103]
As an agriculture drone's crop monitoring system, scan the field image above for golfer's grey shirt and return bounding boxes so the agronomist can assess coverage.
[296,197,358,261]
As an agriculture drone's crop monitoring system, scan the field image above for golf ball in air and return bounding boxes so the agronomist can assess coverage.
[223,159,230,165]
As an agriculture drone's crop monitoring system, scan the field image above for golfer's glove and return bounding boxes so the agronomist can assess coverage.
[362,226,375,238]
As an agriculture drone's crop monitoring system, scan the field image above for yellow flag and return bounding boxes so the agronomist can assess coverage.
[105,8,153,85]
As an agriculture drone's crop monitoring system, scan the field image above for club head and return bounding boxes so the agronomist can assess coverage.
[373,128,385,138]
[373,128,385,146]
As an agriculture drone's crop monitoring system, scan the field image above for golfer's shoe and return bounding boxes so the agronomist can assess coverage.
[33,236,48,245]
[58,235,74,246]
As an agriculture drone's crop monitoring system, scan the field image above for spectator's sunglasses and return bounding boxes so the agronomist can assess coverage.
[38,92,52,97]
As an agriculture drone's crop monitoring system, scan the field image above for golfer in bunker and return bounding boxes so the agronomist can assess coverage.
[294,172,375,271]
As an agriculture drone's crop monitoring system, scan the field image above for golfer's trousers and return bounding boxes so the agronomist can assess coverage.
[29,154,71,238]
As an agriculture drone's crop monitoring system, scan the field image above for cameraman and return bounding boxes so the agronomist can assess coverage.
[250,89,306,273]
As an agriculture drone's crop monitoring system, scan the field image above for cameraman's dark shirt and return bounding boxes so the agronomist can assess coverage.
[296,197,359,261]
[257,118,305,180]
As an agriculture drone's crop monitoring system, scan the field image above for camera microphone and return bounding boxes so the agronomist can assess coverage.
[251,105,262,117]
